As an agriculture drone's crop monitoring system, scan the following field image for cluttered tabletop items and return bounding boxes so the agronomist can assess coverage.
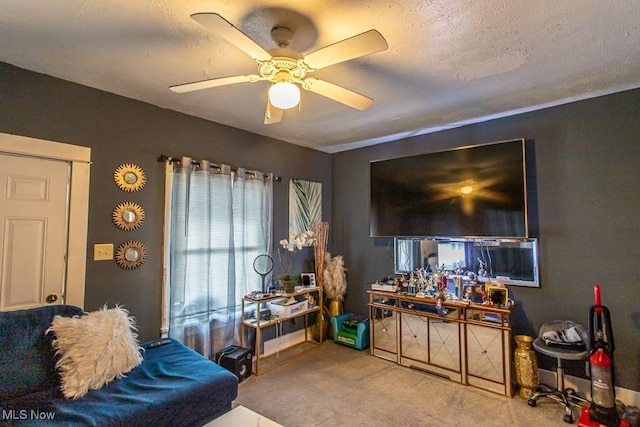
[371,262,513,310]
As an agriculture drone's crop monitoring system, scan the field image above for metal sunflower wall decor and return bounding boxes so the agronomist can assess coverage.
[112,202,145,231]
[115,240,148,269]
[114,163,146,192]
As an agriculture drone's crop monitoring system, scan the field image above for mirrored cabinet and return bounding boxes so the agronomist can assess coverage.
[370,294,398,361]
[368,290,514,396]
[399,301,465,383]
[465,306,513,395]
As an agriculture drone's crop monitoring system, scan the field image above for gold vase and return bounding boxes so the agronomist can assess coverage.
[311,310,329,343]
[328,299,343,317]
[325,300,343,342]
[514,335,540,399]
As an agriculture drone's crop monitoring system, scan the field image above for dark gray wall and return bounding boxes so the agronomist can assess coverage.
[332,88,640,391]
[0,62,331,342]
[2,61,639,392]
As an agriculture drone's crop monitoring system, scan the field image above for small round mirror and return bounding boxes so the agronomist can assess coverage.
[122,210,137,223]
[114,163,146,192]
[116,240,147,269]
[124,172,138,184]
[112,202,145,231]
[125,248,140,262]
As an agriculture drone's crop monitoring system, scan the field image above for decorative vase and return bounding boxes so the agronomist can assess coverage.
[311,309,329,343]
[323,300,344,341]
[514,335,540,399]
[328,299,343,317]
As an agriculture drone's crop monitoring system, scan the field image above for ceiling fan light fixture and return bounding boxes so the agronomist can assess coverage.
[173,13,389,123]
[268,81,300,109]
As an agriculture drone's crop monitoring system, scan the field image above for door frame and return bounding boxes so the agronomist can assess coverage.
[0,132,90,308]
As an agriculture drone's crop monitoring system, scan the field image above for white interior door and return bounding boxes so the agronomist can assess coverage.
[0,153,70,310]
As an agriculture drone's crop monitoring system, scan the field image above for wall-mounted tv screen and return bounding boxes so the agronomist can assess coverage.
[370,138,530,238]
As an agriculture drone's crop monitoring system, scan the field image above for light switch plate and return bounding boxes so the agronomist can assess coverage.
[94,243,114,261]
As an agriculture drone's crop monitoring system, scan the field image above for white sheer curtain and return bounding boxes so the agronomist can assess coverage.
[165,157,273,359]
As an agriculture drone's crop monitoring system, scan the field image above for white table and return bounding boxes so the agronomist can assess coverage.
[205,405,283,427]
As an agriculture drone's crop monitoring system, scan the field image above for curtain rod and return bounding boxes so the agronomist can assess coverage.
[158,155,281,182]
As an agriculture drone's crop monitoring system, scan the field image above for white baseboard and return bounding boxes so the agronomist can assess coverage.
[262,328,307,357]
[539,368,640,407]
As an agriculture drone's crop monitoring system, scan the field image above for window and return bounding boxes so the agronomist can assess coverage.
[437,242,466,269]
[162,159,273,357]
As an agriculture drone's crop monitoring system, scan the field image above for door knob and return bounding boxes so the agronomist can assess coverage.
[46,293,59,304]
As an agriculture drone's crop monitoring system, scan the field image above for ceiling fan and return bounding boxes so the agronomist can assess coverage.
[169,13,388,124]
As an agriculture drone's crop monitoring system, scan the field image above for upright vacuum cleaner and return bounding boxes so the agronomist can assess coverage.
[578,284,628,427]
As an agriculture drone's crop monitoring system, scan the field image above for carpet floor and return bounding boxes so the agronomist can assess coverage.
[234,340,578,427]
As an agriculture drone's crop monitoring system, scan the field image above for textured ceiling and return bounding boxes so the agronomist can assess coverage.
[1,1,639,153]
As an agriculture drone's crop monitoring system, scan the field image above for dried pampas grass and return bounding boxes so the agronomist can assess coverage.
[324,254,347,301]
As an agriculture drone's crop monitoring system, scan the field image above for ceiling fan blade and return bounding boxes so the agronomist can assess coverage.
[303,30,388,70]
[169,74,260,93]
[303,78,373,110]
[191,13,272,62]
[264,99,283,125]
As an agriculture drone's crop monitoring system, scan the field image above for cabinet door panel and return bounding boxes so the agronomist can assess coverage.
[466,324,504,382]
[372,308,397,354]
[401,313,428,361]
[429,319,460,371]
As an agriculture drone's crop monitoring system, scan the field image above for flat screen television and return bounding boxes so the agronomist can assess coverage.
[370,138,531,238]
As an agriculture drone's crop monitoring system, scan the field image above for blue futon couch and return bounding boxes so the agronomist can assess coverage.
[0,305,239,426]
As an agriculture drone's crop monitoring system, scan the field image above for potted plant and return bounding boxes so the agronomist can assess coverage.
[276,231,316,293]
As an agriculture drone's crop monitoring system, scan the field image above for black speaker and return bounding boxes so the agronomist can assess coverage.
[215,346,252,382]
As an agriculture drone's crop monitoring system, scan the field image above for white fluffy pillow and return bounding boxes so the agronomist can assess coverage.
[48,305,144,399]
